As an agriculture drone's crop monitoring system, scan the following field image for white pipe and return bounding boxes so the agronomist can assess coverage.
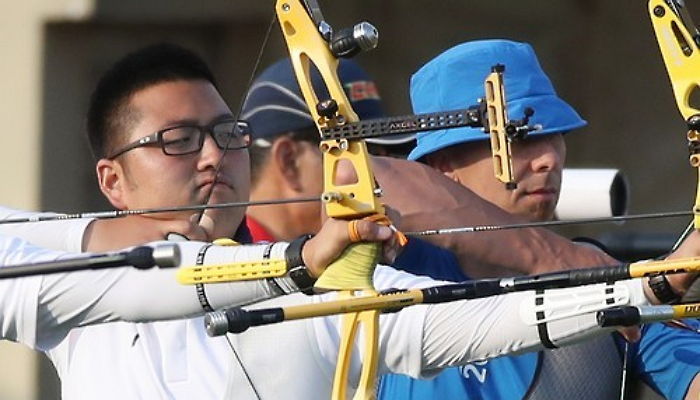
[555,169,628,220]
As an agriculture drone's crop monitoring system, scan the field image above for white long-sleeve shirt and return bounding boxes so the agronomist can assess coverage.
[0,234,298,351]
[0,206,648,399]
[220,271,645,400]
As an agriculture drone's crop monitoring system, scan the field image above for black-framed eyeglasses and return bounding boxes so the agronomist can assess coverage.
[107,119,251,159]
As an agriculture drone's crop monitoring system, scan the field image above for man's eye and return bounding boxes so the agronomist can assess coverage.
[162,128,199,152]
[163,136,193,146]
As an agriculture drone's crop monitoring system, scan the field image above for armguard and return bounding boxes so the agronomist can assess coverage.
[176,239,287,284]
[520,282,630,326]
[519,282,632,349]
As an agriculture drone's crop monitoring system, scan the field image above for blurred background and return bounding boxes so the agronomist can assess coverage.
[0,0,696,398]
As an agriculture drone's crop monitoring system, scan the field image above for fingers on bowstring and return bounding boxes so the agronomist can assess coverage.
[348,219,393,243]
[383,205,403,228]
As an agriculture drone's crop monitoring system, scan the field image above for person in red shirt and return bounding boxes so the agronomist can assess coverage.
[242,58,413,242]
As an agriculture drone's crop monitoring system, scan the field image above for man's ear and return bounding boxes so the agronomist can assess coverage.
[96,158,128,209]
[271,137,303,192]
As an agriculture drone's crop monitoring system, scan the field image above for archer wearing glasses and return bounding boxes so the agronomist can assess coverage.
[107,119,251,159]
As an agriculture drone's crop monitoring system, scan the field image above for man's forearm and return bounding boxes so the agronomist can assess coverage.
[368,266,647,378]
[371,157,616,277]
[418,279,646,372]
[401,210,616,278]
[0,206,93,252]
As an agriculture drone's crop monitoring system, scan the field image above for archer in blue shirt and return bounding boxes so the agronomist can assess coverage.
[379,39,700,400]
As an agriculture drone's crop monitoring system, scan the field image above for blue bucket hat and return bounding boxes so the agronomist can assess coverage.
[242,58,414,145]
[407,39,587,161]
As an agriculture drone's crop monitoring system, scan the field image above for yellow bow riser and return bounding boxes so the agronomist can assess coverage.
[276,0,383,288]
[277,1,384,398]
[649,0,700,228]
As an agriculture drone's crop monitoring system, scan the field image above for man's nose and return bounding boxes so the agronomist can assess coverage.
[198,134,225,168]
[530,139,564,173]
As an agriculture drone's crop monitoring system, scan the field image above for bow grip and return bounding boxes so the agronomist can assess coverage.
[315,241,380,291]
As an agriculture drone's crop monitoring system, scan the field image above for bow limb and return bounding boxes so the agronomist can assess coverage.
[587,0,700,335]
[649,0,700,229]
[275,1,384,399]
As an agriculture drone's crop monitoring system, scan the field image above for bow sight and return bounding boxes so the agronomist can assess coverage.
[318,64,541,189]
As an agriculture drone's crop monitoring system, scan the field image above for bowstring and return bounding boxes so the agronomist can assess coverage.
[194,8,278,400]
[405,210,693,236]
[194,9,278,233]
[671,220,694,252]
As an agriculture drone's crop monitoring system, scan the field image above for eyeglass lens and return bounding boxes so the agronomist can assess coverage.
[161,121,250,155]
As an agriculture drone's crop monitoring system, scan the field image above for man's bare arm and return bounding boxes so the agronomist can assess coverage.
[372,156,616,277]
[374,156,700,303]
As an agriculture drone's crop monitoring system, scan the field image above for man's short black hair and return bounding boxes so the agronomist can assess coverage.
[86,43,218,160]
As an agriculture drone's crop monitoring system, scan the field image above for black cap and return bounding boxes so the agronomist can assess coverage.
[241,58,414,146]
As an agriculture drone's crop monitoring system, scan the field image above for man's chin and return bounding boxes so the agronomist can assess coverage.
[202,208,245,238]
[535,211,556,222]
[518,204,556,223]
